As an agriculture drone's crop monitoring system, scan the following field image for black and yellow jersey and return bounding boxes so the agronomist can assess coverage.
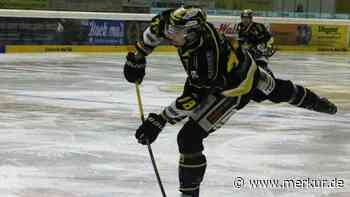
[236,22,271,47]
[137,9,259,97]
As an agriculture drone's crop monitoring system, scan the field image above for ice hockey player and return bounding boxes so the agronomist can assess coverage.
[236,9,275,74]
[123,5,337,197]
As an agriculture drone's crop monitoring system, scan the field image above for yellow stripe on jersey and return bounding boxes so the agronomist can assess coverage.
[222,54,258,97]
[267,37,274,47]
[226,51,238,73]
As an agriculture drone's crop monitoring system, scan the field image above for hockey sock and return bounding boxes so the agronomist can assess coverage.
[179,152,207,197]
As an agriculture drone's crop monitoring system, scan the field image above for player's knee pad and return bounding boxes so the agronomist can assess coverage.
[179,152,207,196]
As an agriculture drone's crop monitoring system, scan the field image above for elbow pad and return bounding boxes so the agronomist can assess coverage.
[136,27,162,56]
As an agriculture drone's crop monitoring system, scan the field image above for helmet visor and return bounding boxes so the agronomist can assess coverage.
[166,24,187,35]
[165,24,187,47]
[165,22,201,46]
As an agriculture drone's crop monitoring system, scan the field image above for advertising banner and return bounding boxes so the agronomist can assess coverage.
[0,0,48,9]
[271,23,348,51]
[215,22,238,38]
[0,17,126,45]
[213,21,240,46]
[214,21,271,46]
[0,17,61,45]
[83,20,125,45]
[309,24,348,50]
[271,23,312,45]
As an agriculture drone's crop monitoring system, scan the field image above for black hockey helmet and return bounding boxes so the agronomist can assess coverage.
[169,5,207,26]
[241,9,254,19]
[167,5,207,44]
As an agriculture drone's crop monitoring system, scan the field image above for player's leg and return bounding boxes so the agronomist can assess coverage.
[255,69,337,114]
[256,59,274,78]
[251,65,275,103]
[272,79,337,114]
[177,119,208,197]
[177,92,250,197]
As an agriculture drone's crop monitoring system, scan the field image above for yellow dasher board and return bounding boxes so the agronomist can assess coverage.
[271,23,348,51]
[309,24,348,51]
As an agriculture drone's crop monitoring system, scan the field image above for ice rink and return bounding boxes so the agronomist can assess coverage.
[0,52,350,197]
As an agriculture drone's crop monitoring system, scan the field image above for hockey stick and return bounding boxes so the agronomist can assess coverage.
[135,82,167,197]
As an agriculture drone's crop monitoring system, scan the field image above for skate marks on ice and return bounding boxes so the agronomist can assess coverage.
[0,52,349,197]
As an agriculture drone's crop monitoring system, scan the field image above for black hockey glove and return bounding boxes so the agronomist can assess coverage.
[124,52,146,83]
[135,113,166,145]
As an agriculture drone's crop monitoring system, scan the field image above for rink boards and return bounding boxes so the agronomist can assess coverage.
[3,45,176,53]
[3,45,348,53]
[1,9,350,53]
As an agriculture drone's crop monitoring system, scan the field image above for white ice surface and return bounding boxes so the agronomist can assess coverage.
[0,52,350,197]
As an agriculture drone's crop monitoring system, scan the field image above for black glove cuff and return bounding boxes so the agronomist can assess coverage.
[148,113,167,130]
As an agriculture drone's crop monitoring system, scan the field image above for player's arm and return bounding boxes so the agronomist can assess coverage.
[254,23,275,57]
[256,23,271,43]
[256,23,272,45]
[135,15,166,56]
[123,12,169,84]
